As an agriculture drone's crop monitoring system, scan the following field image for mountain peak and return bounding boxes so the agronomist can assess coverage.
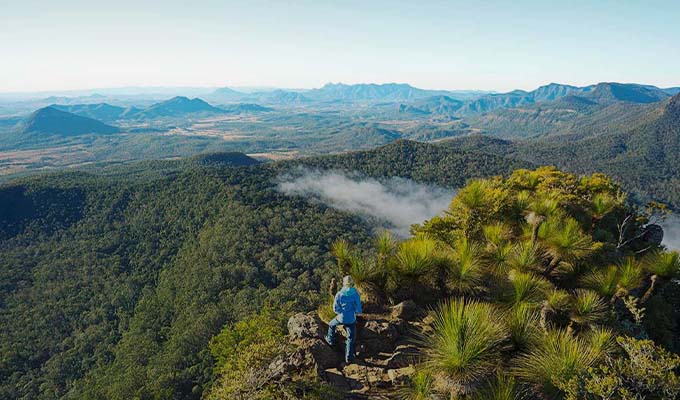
[312,82,438,102]
[135,96,222,118]
[22,106,120,136]
[588,82,669,103]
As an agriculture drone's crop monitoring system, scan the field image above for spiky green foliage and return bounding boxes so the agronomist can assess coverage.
[331,239,352,275]
[457,180,495,210]
[582,265,619,297]
[424,299,508,397]
[514,329,613,398]
[483,222,513,247]
[505,270,552,307]
[643,250,680,278]
[546,289,571,313]
[444,237,486,295]
[570,290,608,327]
[398,369,436,400]
[348,255,381,288]
[586,327,616,356]
[507,303,541,350]
[539,216,598,276]
[507,241,544,273]
[375,230,398,264]
[525,197,559,245]
[614,257,644,298]
[483,223,515,275]
[317,294,336,322]
[343,168,676,399]
[590,193,618,220]
[394,237,438,278]
[473,373,524,400]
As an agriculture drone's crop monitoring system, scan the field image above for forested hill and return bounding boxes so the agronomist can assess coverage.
[0,140,528,399]
[442,93,680,209]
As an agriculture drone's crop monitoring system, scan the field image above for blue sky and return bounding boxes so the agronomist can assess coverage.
[1,0,678,92]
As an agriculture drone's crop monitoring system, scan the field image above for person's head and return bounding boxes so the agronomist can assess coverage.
[342,275,354,289]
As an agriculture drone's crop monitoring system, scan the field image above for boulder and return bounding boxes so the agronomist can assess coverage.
[644,224,664,246]
[358,319,402,354]
[267,337,340,379]
[390,300,420,320]
[362,319,401,340]
[288,312,325,341]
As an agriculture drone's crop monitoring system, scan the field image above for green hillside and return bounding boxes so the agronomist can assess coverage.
[444,94,680,209]
[0,141,526,399]
[207,167,680,399]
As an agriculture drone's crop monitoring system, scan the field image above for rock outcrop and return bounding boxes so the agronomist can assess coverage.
[276,301,429,398]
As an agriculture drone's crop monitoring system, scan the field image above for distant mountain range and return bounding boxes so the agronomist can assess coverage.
[304,82,451,102]
[205,83,487,105]
[399,82,677,118]
[460,83,671,139]
[46,97,273,126]
[444,92,680,208]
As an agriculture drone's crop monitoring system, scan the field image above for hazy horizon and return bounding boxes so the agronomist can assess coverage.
[2,80,679,99]
[2,0,679,93]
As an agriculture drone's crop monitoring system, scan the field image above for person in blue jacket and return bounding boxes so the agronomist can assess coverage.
[325,275,362,363]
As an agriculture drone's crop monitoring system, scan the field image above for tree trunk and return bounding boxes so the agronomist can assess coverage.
[530,216,546,246]
[544,256,561,277]
[540,301,551,332]
[640,275,659,304]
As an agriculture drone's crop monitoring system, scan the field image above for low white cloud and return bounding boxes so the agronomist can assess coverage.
[277,168,456,237]
[661,214,680,251]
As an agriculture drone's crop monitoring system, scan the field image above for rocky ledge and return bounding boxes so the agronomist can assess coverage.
[268,300,430,399]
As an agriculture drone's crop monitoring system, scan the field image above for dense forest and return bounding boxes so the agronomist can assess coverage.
[0,141,529,399]
[210,167,680,399]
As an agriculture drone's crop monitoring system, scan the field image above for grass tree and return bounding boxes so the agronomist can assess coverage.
[582,265,620,298]
[525,197,559,246]
[472,373,524,400]
[482,223,515,275]
[443,237,486,296]
[539,216,598,277]
[514,329,614,399]
[569,289,608,331]
[423,299,508,399]
[540,289,571,331]
[610,257,644,304]
[589,192,619,224]
[398,369,436,400]
[331,239,353,275]
[506,303,541,351]
[391,168,676,399]
[390,236,439,302]
[347,255,385,303]
[503,270,552,308]
[641,250,680,303]
[507,240,544,274]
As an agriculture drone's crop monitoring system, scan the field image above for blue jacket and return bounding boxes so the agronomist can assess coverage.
[333,287,362,324]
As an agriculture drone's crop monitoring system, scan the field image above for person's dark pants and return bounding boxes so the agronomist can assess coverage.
[325,317,356,363]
